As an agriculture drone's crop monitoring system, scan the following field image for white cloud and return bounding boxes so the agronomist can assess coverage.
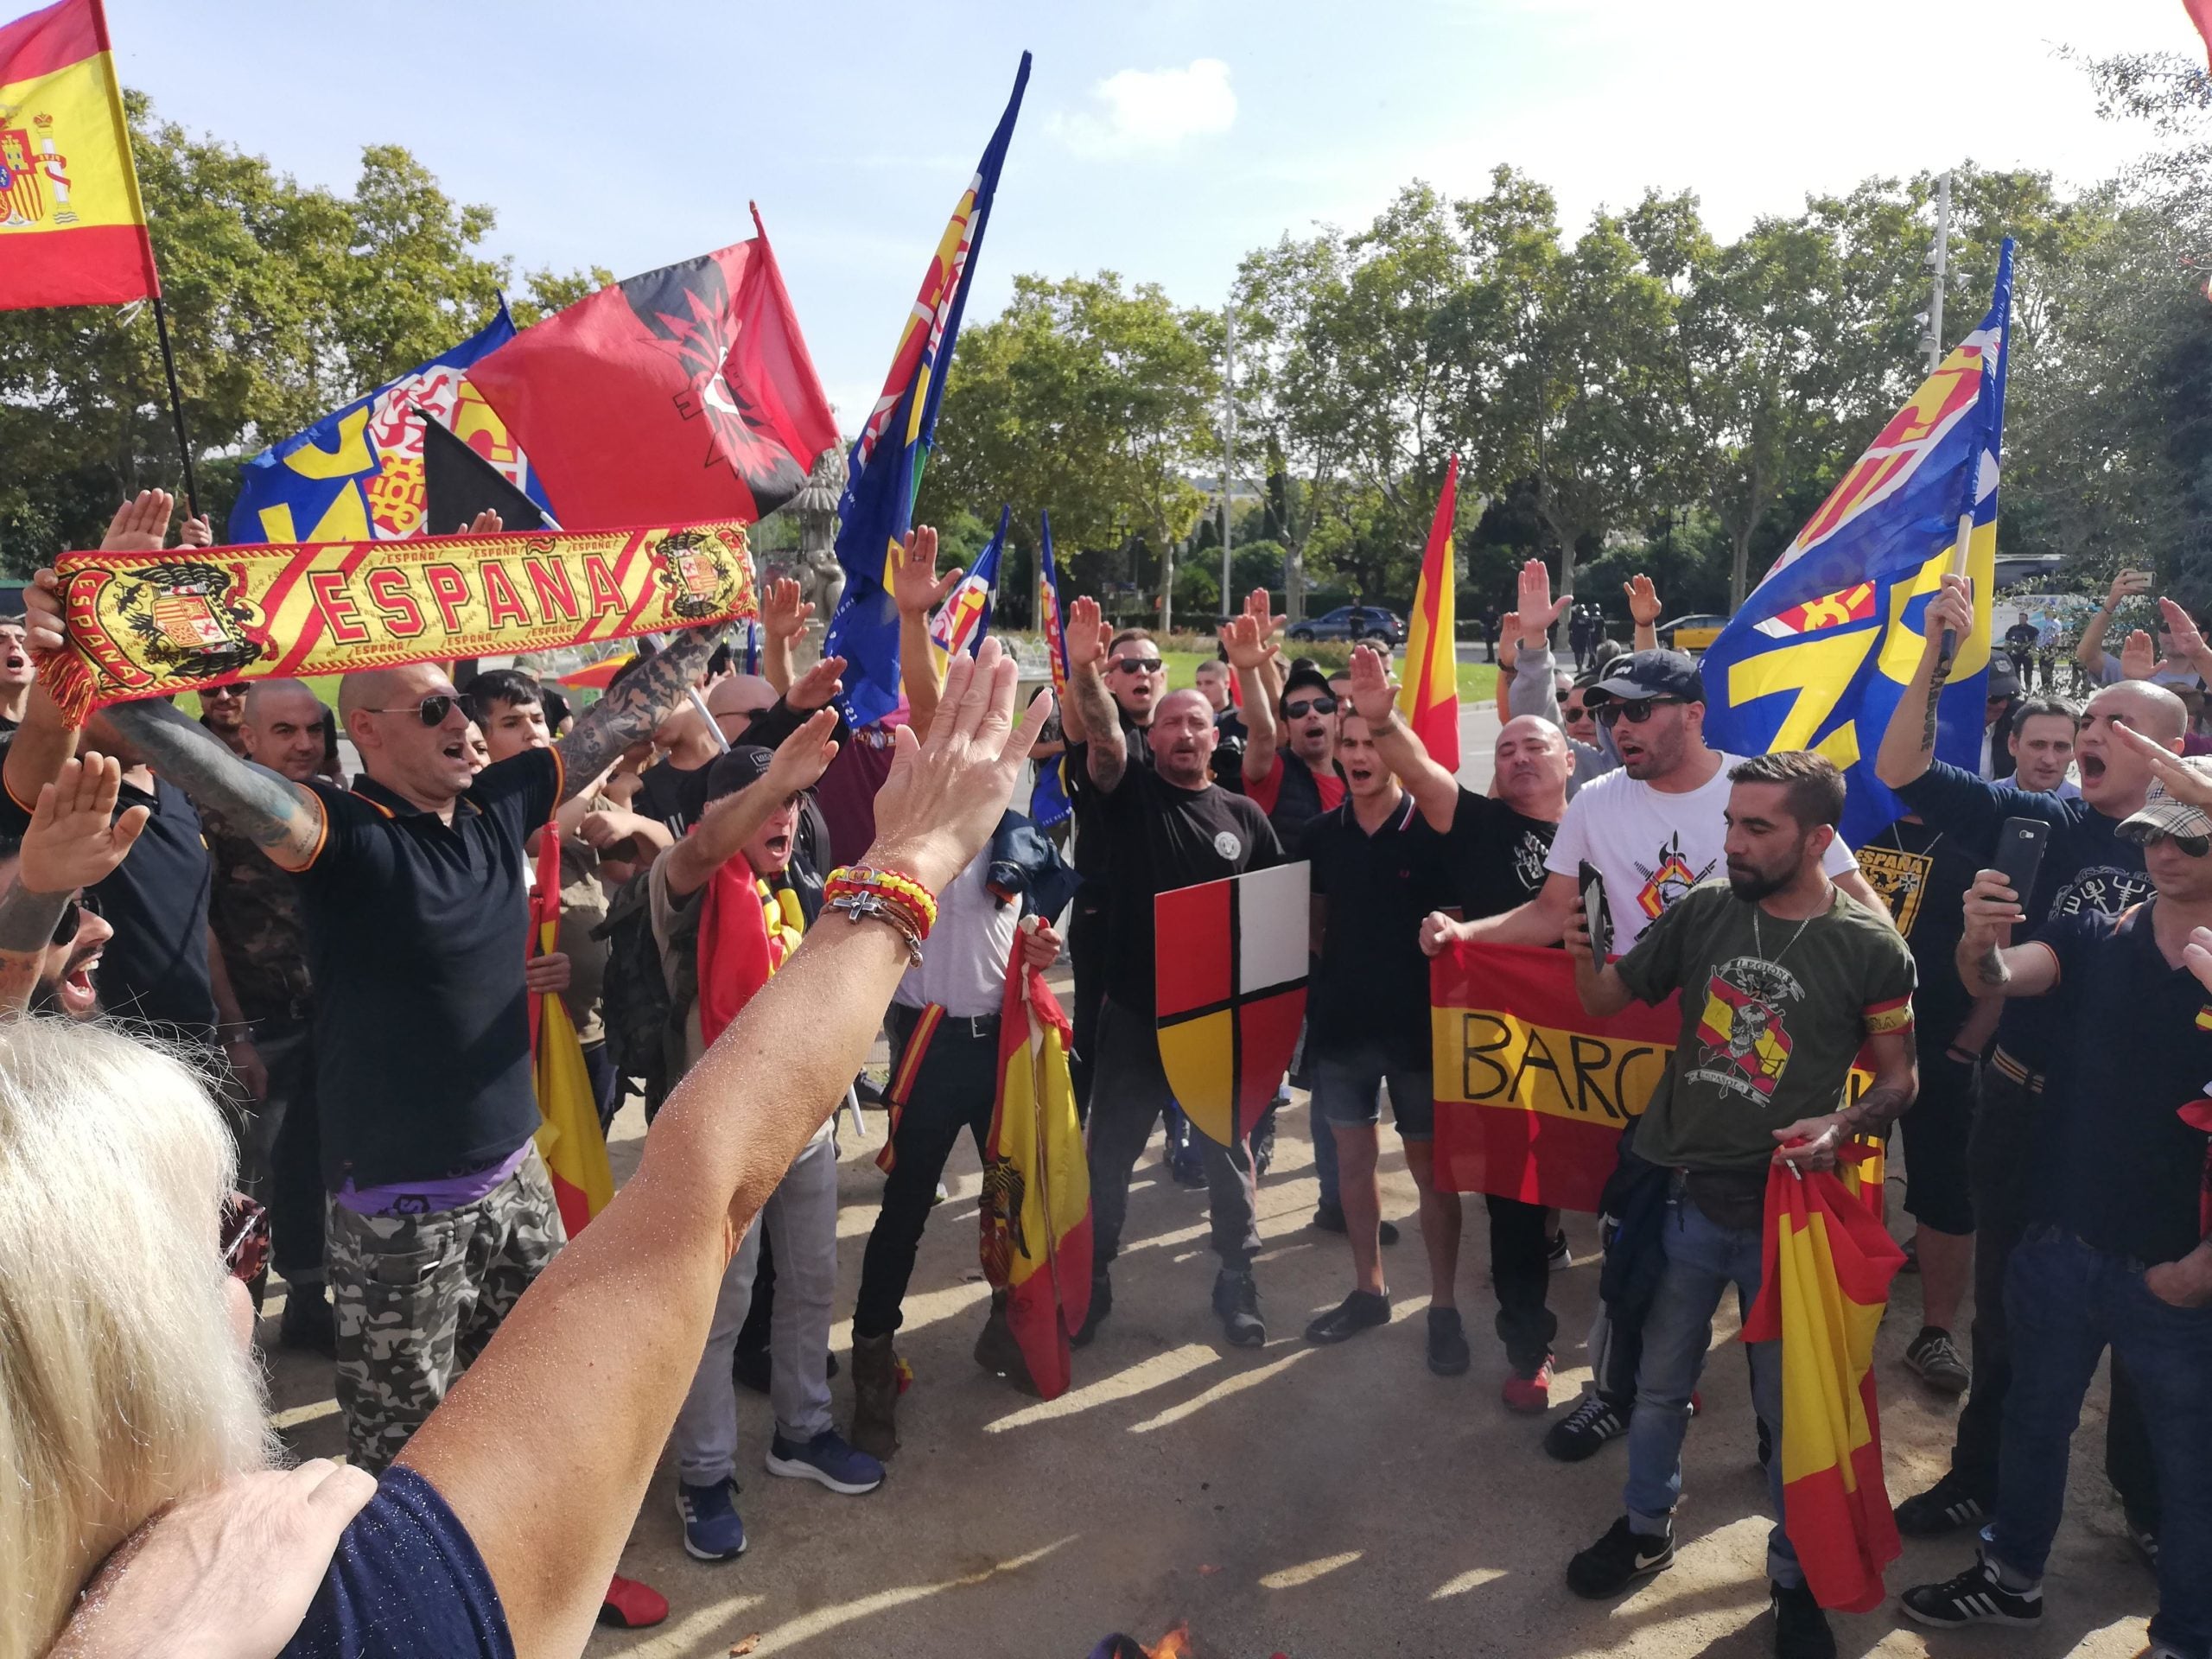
[1052,59,1237,158]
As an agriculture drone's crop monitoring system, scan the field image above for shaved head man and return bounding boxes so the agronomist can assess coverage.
[241,679,327,785]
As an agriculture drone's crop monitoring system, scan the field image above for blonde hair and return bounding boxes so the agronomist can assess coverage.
[0,1019,274,1659]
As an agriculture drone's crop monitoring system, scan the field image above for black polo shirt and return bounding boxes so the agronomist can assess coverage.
[1300,791,1450,1066]
[1094,764,1281,1014]
[1895,760,2150,1074]
[292,747,562,1191]
[1068,712,1154,879]
[2031,903,2212,1265]
[0,770,214,1038]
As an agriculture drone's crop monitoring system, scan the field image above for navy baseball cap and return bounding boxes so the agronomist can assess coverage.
[703,744,776,804]
[1583,649,1705,706]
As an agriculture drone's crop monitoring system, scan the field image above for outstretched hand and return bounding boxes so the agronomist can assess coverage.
[20,753,148,893]
[785,653,847,715]
[765,708,842,797]
[1624,574,1661,627]
[1347,644,1396,723]
[2161,596,2209,662]
[760,577,815,643]
[1217,613,1276,674]
[100,489,175,555]
[1516,559,1571,647]
[866,637,1052,897]
[2121,629,2158,683]
[1065,596,1110,673]
[891,525,962,619]
[2112,720,2205,802]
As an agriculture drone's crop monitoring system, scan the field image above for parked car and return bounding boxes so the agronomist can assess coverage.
[1656,613,1730,653]
[1287,606,1406,645]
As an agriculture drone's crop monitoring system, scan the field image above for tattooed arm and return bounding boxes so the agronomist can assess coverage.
[104,700,327,869]
[1952,866,2059,1000]
[1063,598,1126,793]
[0,753,149,1015]
[1874,575,1974,790]
[554,624,730,806]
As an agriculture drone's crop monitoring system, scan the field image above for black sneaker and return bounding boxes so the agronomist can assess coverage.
[2125,1510,2159,1571]
[1893,1469,1990,1537]
[1167,1156,1207,1188]
[278,1281,337,1357]
[1904,1326,1971,1395]
[1899,1554,2044,1629]
[1545,1391,1631,1462]
[1566,1516,1674,1599]
[1305,1288,1390,1344]
[1547,1230,1572,1270]
[1072,1273,1111,1347]
[1770,1580,1836,1659]
[1212,1269,1265,1348]
[1307,1204,1399,1245]
[1427,1306,1471,1376]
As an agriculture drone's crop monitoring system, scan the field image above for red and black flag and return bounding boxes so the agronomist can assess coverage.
[466,208,838,530]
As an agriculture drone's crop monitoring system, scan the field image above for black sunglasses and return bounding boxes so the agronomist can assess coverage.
[365,692,470,727]
[201,683,246,699]
[52,890,97,947]
[1596,696,1684,727]
[1284,696,1338,718]
[2158,832,2212,858]
[1110,658,1164,675]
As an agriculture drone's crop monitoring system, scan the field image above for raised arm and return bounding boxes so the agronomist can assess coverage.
[553,623,731,805]
[891,525,962,735]
[1223,614,1281,785]
[1874,575,1974,791]
[1349,644,1456,830]
[396,640,1051,1659]
[756,577,812,697]
[660,712,839,899]
[2076,569,2146,680]
[1953,866,2060,1000]
[1065,596,1126,792]
[1516,558,1573,669]
[0,753,146,1015]
[1624,574,1661,653]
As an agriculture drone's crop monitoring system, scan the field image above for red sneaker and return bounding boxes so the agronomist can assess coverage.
[1502,1355,1554,1414]
[600,1574,668,1629]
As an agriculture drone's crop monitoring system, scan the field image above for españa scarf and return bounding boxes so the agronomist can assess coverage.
[696,852,806,1049]
[38,519,756,724]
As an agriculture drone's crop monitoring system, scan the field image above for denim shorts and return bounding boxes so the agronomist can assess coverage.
[1311,1043,1434,1140]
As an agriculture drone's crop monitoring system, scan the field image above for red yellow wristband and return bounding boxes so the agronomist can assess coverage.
[823,866,938,964]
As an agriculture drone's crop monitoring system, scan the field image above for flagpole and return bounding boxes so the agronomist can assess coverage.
[149,296,200,520]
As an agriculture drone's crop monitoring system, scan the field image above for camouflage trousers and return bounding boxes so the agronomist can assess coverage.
[327,1143,566,1473]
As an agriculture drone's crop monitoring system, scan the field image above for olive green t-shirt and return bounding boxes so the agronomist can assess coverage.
[1615,880,1916,1173]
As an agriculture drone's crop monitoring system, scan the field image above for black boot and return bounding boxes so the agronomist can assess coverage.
[849,1332,901,1460]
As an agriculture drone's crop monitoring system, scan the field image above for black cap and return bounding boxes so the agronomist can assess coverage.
[1279,664,1333,713]
[1582,648,1705,706]
[703,743,776,804]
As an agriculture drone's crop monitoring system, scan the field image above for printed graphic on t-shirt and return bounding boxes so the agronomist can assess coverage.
[1635,832,1715,919]
[2050,864,2151,920]
[1690,956,1801,1099]
[1213,830,1243,859]
[1856,842,1931,935]
[1510,829,1549,893]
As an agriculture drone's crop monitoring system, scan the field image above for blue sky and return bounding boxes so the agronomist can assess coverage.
[106,0,2196,425]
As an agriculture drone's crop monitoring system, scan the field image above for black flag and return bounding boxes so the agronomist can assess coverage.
[418,407,550,535]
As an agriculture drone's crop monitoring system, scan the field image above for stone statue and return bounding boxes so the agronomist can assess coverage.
[789,447,849,620]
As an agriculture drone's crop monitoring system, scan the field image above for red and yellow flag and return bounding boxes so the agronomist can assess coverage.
[528,829,613,1236]
[1430,940,1679,1212]
[1395,454,1459,771]
[0,0,159,311]
[980,927,1091,1400]
[1740,1147,1904,1612]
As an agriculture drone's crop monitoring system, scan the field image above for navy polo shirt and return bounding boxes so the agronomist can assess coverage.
[292,747,562,1192]
[0,770,215,1039]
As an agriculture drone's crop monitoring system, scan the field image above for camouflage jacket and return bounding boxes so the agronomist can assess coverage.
[201,802,312,1021]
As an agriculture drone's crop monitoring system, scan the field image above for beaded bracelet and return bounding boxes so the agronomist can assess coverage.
[823,866,938,966]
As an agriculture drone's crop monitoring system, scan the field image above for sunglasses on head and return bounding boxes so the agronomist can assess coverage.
[365,692,470,727]
[1595,696,1683,727]
[1110,658,1164,675]
[1284,695,1337,718]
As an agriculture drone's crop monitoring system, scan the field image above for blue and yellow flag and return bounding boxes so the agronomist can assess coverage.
[823,53,1030,728]
[228,304,554,545]
[928,502,1006,663]
[1029,508,1073,828]
[1703,239,2012,847]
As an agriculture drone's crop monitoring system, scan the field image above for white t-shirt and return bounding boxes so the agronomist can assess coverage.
[1544,751,1860,950]
[894,849,1020,1019]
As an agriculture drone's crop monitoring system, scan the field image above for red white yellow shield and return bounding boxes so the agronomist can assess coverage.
[1154,863,1309,1146]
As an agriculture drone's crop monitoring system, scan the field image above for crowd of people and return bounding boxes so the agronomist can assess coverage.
[2,496,2208,1659]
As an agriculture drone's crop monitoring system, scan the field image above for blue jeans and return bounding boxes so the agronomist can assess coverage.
[1991,1228,2212,1659]
[1624,1186,1797,1590]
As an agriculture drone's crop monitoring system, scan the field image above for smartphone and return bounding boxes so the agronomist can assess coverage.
[1579,861,1614,962]
[1992,817,2051,913]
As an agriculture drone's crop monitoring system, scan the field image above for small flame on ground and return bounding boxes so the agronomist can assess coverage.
[1148,1624,1194,1659]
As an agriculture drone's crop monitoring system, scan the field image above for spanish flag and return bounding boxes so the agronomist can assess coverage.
[0,0,161,311]
[528,827,614,1236]
[979,924,1091,1400]
[1740,1147,1904,1612]
[1395,454,1459,771]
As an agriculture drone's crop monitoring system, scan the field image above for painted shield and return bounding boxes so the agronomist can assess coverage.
[1154,862,1310,1147]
